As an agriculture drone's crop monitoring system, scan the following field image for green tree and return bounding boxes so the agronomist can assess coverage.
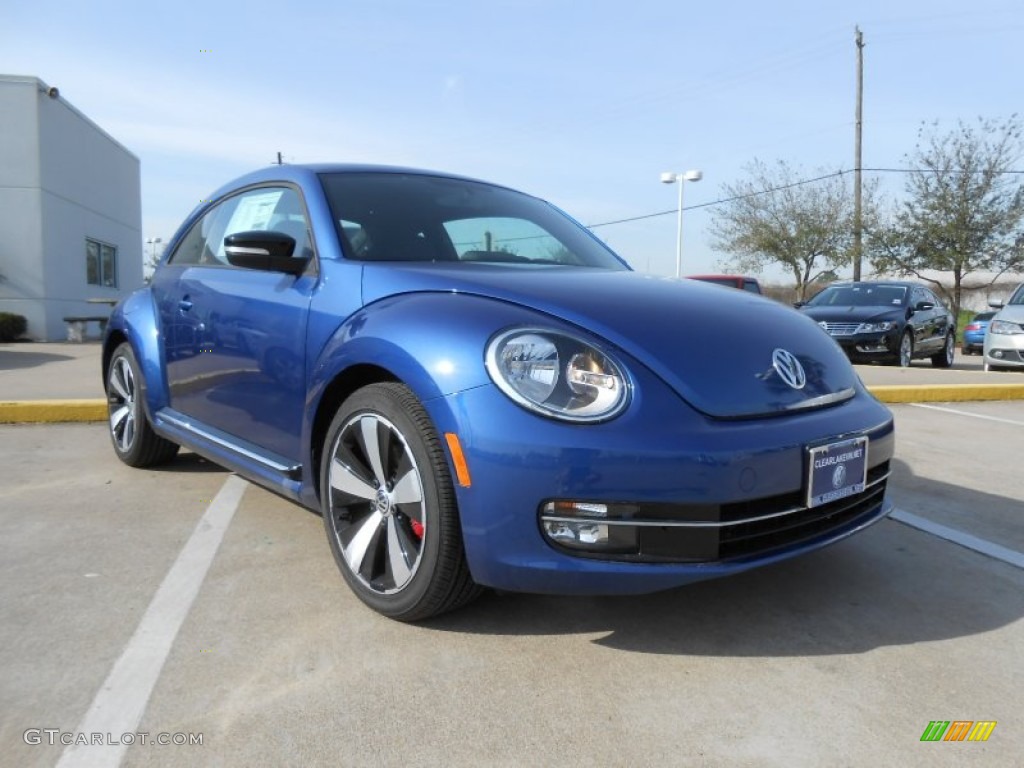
[868,116,1024,322]
[710,160,860,301]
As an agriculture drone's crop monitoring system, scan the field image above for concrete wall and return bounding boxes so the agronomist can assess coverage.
[0,74,142,341]
[0,79,46,334]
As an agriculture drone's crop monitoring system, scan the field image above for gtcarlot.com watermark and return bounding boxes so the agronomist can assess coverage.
[24,729,203,747]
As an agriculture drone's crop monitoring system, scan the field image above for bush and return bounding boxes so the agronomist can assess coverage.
[0,312,27,342]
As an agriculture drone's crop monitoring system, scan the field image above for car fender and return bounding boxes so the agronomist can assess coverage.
[307,291,571,409]
[103,288,170,417]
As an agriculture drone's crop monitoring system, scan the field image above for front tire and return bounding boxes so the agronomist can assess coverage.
[320,383,480,621]
[931,333,955,368]
[106,342,179,467]
[896,331,913,367]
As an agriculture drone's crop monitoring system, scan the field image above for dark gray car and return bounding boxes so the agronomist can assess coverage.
[798,281,955,367]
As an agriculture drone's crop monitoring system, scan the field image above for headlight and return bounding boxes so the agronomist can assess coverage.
[990,319,1024,335]
[485,329,630,422]
[855,321,895,333]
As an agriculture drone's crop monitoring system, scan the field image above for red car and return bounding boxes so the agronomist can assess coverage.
[688,274,762,294]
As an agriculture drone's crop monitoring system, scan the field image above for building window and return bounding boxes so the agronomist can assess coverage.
[86,238,118,287]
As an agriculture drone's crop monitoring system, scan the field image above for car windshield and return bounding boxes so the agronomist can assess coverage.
[319,172,628,270]
[807,284,907,308]
[1008,285,1024,305]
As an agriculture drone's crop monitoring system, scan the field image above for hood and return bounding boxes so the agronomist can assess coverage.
[362,264,859,419]
[799,305,905,324]
[995,304,1024,325]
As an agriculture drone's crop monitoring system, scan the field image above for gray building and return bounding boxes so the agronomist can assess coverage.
[0,74,142,341]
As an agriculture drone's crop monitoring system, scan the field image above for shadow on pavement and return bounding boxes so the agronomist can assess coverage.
[0,350,75,370]
[425,514,1023,656]
[146,451,233,474]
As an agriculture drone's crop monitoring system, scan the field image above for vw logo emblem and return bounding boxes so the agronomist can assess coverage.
[771,348,806,390]
[832,464,846,489]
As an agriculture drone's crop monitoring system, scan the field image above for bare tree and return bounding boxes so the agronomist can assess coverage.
[868,116,1024,321]
[710,160,858,301]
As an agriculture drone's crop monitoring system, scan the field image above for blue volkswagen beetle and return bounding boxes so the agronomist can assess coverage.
[103,165,894,620]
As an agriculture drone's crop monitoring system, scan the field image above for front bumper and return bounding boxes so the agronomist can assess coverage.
[984,332,1024,369]
[831,331,899,361]
[428,377,895,595]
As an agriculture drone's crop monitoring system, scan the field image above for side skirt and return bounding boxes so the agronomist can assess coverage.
[153,408,307,506]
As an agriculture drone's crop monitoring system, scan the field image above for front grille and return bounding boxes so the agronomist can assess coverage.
[822,322,861,336]
[544,462,890,563]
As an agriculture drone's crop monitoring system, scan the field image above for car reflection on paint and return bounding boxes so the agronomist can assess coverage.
[102,164,895,621]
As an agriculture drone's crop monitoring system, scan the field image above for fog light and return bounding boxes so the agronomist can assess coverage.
[543,520,609,545]
[539,500,639,554]
[992,350,1005,359]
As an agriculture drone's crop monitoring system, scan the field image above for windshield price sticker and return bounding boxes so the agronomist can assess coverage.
[806,436,868,508]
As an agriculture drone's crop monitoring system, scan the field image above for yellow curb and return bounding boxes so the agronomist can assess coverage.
[868,384,1024,403]
[0,399,107,423]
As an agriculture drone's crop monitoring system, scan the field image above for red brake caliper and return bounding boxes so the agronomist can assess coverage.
[410,519,425,539]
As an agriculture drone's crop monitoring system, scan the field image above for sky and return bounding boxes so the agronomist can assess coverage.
[3,0,1022,282]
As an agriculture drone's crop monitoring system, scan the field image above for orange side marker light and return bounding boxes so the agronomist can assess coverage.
[444,432,472,488]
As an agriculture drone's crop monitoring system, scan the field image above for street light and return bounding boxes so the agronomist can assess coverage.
[145,237,162,264]
[660,169,703,278]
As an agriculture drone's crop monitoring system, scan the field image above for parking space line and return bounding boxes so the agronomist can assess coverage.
[890,508,1024,570]
[57,475,248,768]
[908,402,1024,426]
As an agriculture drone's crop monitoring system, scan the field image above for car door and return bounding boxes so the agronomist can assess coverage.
[914,286,947,354]
[924,288,952,348]
[152,185,316,463]
[907,287,933,354]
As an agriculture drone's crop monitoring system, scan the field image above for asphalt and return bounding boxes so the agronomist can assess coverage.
[1,341,1023,423]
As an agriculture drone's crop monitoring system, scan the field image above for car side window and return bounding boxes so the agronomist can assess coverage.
[167,202,234,266]
[168,187,313,267]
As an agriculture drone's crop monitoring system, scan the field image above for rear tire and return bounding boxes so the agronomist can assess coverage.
[931,333,955,368]
[106,342,179,467]
[320,383,481,621]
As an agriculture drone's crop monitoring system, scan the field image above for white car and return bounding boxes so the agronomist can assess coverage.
[983,283,1024,372]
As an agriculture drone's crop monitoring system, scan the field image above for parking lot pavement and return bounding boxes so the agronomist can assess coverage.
[0,342,104,400]
[887,402,1024,552]
[2,417,1022,767]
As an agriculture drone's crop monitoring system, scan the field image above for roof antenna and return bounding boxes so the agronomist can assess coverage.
[274,151,284,165]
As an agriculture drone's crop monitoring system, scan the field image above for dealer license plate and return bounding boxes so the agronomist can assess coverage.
[806,436,868,508]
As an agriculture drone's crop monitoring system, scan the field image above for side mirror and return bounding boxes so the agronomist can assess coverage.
[793,301,806,308]
[988,300,1005,309]
[224,231,308,275]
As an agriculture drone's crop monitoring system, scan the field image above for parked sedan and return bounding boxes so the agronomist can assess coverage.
[984,283,1024,371]
[687,274,763,294]
[103,165,894,620]
[961,311,996,355]
[798,281,955,367]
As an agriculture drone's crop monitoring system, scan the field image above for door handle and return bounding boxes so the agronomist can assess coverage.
[178,298,193,312]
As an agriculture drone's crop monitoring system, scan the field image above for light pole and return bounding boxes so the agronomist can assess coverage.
[145,237,162,264]
[660,169,703,277]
